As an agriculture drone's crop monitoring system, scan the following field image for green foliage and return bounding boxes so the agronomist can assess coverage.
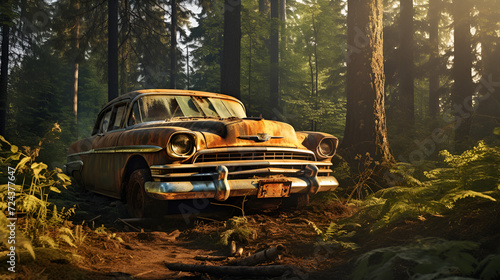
[476,254,500,280]
[219,216,256,246]
[353,238,479,280]
[0,134,75,250]
[357,141,500,231]
[308,220,360,250]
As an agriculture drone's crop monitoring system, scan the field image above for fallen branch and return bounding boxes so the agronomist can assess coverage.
[88,215,101,223]
[194,255,229,261]
[114,218,142,232]
[230,244,286,266]
[164,262,294,277]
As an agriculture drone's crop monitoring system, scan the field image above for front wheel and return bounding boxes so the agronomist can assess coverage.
[126,169,153,218]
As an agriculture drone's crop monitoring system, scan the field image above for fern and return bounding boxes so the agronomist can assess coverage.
[307,220,360,250]
[357,142,500,231]
[353,238,479,280]
[476,255,500,280]
[218,216,255,246]
[38,235,57,249]
[74,224,88,246]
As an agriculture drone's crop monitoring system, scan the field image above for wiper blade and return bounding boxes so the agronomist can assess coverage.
[167,116,221,121]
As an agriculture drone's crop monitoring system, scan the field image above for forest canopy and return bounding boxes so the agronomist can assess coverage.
[0,0,499,166]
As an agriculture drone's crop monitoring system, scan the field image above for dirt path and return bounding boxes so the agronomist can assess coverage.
[13,186,355,279]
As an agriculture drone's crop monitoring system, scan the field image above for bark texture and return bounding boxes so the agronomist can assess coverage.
[221,0,241,99]
[452,0,473,151]
[399,0,414,127]
[341,0,394,166]
[108,0,119,101]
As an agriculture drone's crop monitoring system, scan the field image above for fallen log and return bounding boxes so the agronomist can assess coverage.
[164,262,294,277]
[194,255,229,261]
[230,244,286,266]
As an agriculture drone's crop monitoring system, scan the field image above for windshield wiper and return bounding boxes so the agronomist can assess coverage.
[166,116,221,122]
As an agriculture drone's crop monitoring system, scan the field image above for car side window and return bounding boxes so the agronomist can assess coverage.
[99,110,112,134]
[110,104,127,131]
[128,101,142,126]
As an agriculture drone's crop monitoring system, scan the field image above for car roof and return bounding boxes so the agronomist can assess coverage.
[104,89,243,108]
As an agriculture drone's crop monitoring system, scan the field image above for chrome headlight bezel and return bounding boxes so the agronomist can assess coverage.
[167,132,197,159]
[316,137,338,159]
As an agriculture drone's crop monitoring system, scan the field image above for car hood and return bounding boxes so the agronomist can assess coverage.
[164,118,301,149]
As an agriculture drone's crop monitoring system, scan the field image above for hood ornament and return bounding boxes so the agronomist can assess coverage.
[238,133,284,142]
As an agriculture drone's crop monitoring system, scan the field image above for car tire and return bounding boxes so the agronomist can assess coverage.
[126,169,154,218]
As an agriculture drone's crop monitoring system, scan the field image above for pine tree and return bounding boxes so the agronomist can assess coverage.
[341,0,394,166]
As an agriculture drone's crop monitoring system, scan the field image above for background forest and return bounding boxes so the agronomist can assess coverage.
[1,0,499,167]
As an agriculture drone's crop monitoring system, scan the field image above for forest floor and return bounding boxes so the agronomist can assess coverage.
[5,183,500,280]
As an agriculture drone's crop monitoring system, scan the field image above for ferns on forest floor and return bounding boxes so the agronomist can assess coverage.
[355,141,500,231]
[353,238,482,280]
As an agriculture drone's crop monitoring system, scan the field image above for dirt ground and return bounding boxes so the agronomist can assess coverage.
[5,185,357,280]
[5,185,500,280]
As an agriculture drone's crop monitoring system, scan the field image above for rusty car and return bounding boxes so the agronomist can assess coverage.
[65,89,339,217]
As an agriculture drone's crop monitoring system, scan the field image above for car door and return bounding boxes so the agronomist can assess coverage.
[86,102,129,198]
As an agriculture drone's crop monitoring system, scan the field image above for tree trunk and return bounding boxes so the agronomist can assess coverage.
[0,13,10,136]
[312,13,319,131]
[259,0,269,15]
[428,0,440,118]
[452,0,473,151]
[399,0,414,127]
[170,0,177,89]
[341,0,394,166]
[308,54,314,130]
[221,0,241,99]
[72,0,80,139]
[270,0,279,111]
[472,1,500,139]
[186,46,190,89]
[120,0,131,95]
[108,0,119,102]
[280,0,286,47]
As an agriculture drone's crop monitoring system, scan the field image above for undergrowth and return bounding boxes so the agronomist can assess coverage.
[0,124,76,258]
[341,141,500,279]
[219,216,256,246]
[353,238,481,280]
[355,141,500,231]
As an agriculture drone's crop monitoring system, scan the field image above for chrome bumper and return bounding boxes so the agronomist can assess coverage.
[144,164,339,201]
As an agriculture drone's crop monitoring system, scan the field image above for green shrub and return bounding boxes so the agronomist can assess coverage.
[0,130,74,252]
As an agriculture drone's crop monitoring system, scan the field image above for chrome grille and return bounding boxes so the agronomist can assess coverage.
[193,150,315,163]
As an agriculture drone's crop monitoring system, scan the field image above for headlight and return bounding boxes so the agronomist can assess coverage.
[317,138,337,158]
[168,133,196,158]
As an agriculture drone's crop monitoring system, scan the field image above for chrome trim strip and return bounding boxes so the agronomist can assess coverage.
[195,147,315,156]
[67,145,163,157]
[144,176,339,200]
[113,145,164,153]
[151,160,332,170]
[193,147,317,162]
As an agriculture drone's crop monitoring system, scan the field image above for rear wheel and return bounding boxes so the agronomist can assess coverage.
[126,169,153,218]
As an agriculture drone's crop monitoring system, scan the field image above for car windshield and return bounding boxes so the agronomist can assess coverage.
[127,95,246,125]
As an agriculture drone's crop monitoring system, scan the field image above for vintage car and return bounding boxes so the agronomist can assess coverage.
[65,89,339,217]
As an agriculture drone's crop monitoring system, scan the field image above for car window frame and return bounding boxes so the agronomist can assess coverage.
[108,101,129,132]
[92,107,112,136]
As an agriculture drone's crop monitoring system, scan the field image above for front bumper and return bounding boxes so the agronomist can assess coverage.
[145,164,339,201]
